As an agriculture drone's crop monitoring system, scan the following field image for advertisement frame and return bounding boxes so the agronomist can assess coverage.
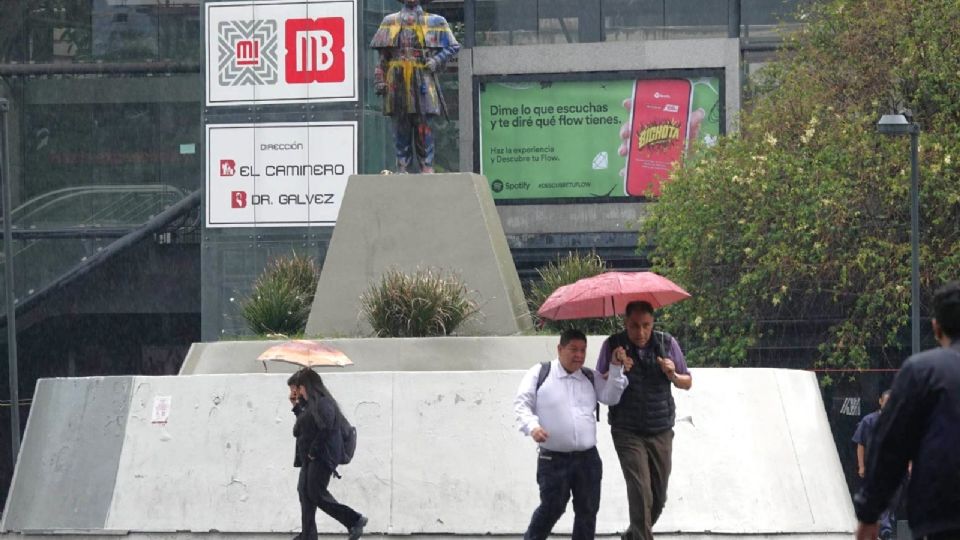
[473,68,726,205]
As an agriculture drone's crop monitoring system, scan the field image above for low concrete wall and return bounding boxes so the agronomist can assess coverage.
[3,370,854,536]
[179,336,597,375]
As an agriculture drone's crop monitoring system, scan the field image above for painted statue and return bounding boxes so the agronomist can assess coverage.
[371,0,460,173]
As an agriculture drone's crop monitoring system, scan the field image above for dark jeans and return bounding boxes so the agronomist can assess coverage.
[298,461,362,540]
[524,446,603,540]
[611,428,673,540]
[878,482,903,538]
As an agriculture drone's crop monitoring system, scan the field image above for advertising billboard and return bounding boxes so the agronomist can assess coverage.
[478,75,722,200]
[206,122,357,228]
[205,0,357,106]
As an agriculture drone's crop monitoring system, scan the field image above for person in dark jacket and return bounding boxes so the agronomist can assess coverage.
[855,281,960,540]
[290,368,367,540]
[596,301,692,540]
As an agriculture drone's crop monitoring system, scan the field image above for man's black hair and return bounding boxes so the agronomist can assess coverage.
[933,281,960,340]
[624,300,655,318]
[559,328,587,346]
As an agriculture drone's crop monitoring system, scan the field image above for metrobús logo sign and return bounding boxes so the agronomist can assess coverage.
[206,1,357,106]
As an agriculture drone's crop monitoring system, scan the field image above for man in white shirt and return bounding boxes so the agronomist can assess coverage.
[514,329,631,540]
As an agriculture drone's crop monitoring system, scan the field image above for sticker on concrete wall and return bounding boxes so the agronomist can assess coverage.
[205,0,358,106]
[152,396,172,424]
[206,122,358,228]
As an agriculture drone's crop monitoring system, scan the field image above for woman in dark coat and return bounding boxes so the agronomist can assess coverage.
[289,368,367,540]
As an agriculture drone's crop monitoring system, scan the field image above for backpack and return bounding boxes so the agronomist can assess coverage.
[335,410,357,466]
[535,361,600,421]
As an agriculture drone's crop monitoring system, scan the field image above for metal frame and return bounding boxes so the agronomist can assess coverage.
[1,97,21,465]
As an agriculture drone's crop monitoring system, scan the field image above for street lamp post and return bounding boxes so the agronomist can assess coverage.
[877,113,921,356]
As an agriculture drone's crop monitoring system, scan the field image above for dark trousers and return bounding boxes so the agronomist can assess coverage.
[524,446,603,540]
[298,461,361,539]
[611,428,673,540]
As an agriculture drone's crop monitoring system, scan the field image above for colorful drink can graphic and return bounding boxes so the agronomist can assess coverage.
[624,79,692,197]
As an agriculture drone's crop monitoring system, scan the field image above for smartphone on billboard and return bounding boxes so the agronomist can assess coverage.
[624,79,692,197]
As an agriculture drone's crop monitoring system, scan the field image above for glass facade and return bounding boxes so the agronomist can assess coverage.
[474,0,808,45]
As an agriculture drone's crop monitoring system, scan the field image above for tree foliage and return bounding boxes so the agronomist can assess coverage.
[641,0,960,369]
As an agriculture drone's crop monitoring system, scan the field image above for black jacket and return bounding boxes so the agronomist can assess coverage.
[854,342,960,538]
[292,395,339,470]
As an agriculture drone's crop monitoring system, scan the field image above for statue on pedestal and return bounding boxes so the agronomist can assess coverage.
[371,0,460,173]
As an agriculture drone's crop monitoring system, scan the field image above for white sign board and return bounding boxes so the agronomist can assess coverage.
[206,122,357,228]
[205,0,357,106]
[151,396,172,424]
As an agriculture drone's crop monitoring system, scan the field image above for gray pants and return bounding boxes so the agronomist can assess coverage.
[611,428,674,540]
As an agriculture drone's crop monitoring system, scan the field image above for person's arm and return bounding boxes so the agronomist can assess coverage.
[374,50,389,95]
[425,17,461,72]
[594,362,628,405]
[854,362,927,525]
[596,339,612,376]
[514,365,546,442]
[856,444,866,478]
[659,336,692,390]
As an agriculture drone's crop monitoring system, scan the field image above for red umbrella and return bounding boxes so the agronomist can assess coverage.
[537,271,690,320]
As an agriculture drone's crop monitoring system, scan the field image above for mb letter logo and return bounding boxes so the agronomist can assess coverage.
[285,18,345,84]
[231,191,247,208]
[220,159,236,176]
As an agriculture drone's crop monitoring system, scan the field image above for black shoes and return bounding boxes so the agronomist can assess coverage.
[348,516,368,540]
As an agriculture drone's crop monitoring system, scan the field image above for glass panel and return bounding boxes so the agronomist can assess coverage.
[0,73,201,307]
[475,0,539,46]
[741,0,808,42]
[603,0,728,41]
[602,0,665,41]
[0,236,114,302]
[0,0,201,64]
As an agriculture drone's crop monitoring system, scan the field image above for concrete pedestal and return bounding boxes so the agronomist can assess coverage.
[304,173,532,337]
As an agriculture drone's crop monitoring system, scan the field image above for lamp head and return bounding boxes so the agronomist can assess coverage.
[877,113,919,135]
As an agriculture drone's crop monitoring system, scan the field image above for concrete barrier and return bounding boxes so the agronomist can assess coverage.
[179,336,599,375]
[2,369,854,537]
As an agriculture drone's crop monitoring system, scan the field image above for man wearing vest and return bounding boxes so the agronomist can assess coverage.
[596,301,692,540]
[514,329,631,540]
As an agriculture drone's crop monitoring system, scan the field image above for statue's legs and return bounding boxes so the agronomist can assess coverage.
[392,114,435,173]
[393,115,414,173]
[413,117,435,174]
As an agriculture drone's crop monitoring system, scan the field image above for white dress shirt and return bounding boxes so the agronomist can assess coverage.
[514,359,628,452]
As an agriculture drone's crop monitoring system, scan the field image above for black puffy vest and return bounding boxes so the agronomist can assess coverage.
[607,330,676,435]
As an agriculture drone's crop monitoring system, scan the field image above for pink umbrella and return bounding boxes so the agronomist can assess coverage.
[257,340,353,369]
[537,271,690,320]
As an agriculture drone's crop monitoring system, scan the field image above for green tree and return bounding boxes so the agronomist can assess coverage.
[641,0,960,369]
